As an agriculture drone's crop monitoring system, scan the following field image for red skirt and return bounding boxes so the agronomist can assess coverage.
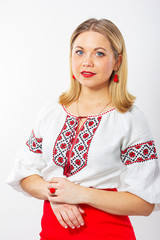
[39,189,136,240]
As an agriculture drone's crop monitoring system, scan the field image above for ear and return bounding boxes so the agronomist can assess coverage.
[113,54,122,71]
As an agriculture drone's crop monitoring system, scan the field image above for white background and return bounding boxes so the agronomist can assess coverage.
[0,0,160,239]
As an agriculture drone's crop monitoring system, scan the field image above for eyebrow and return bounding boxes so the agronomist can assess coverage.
[74,46,108,52]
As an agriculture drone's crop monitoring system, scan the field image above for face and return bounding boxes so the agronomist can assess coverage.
[71,31,120,90]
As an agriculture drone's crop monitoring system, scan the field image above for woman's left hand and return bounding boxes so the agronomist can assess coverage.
[48,177,85,204]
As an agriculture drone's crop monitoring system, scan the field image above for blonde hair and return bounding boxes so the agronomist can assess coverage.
[59,18,135,113]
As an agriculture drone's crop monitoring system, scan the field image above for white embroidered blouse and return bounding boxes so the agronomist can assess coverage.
[7,103,160,211]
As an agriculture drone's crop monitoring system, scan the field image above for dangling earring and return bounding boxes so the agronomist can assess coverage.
[113,74,119,83]
[72,74,76,80]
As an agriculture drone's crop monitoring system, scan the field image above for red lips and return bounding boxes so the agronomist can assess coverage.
[81,71,96,78]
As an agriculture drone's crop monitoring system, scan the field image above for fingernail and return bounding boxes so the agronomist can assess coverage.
[72,226,75,229]
[64,226,68,229]
[81,223,84,226]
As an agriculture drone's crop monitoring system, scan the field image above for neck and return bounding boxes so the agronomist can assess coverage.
[79,85,110,105]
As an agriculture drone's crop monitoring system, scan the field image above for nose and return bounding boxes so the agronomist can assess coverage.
[82,54,94,67]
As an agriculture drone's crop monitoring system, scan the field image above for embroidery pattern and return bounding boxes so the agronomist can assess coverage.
[53,115,102,177]
[26,130,43,153]
[121,141,158,165]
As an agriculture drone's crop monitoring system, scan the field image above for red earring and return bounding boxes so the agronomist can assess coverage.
[72,74,76,80]
[113,74,118,82]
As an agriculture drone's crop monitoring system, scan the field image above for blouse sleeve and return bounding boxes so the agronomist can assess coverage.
[119,106,160,211]
[7,110,46,196]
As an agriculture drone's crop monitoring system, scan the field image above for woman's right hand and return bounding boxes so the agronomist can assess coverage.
[50,202,85,229]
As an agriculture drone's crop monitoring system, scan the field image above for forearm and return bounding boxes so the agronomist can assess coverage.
[48,177,155,216]
[82,187,155,216]
[20,174,49,200]
[21,175,85,229]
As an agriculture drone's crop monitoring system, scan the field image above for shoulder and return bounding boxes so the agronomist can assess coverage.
[118,105,154,151]
[36,101,64,126]
[116,105,149,127]
[122,105,152,144]
[128,105,149,128]
[126,105,146,119]
[113,105,152,140]
[116,105,145,118]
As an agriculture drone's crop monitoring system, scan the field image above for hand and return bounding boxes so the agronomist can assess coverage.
[48,177,84,204]
[50,202,85,229]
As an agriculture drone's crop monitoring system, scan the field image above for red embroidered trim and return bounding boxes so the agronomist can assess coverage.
[26,130,43,154]
[121,141,158,165]
[53,115,102,177]
[62,105,115,118]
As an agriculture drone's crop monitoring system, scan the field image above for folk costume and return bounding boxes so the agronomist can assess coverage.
[7,103,160,239]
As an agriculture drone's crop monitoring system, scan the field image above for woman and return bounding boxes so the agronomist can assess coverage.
[7,18,160,240]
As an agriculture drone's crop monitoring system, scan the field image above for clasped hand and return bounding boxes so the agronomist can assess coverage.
[48,177,83,204]
[47,177,85,229]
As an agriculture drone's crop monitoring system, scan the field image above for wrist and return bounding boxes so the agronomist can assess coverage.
[78,185,93,204]
[42,180,50,200]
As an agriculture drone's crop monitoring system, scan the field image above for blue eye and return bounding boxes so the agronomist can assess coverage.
[96,52,105,57]
[76,50,84,55]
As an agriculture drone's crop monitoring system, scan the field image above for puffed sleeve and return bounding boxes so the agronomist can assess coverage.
[119,106,160,211]
[7,109,47,196]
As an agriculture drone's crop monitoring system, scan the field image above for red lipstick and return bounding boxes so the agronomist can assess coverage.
[81,71,96,78]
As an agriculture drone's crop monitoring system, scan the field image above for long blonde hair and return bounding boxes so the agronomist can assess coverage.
[59,18,135,113]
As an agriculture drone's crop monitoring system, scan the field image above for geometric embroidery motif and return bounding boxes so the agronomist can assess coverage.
[121,140,158,165]
[26,130,43,154]
[53,115,102,177]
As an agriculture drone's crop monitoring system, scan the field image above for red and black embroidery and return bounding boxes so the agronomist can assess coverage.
[26,130,43,153]
[121,141,158,165]
[53,115,102,177]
